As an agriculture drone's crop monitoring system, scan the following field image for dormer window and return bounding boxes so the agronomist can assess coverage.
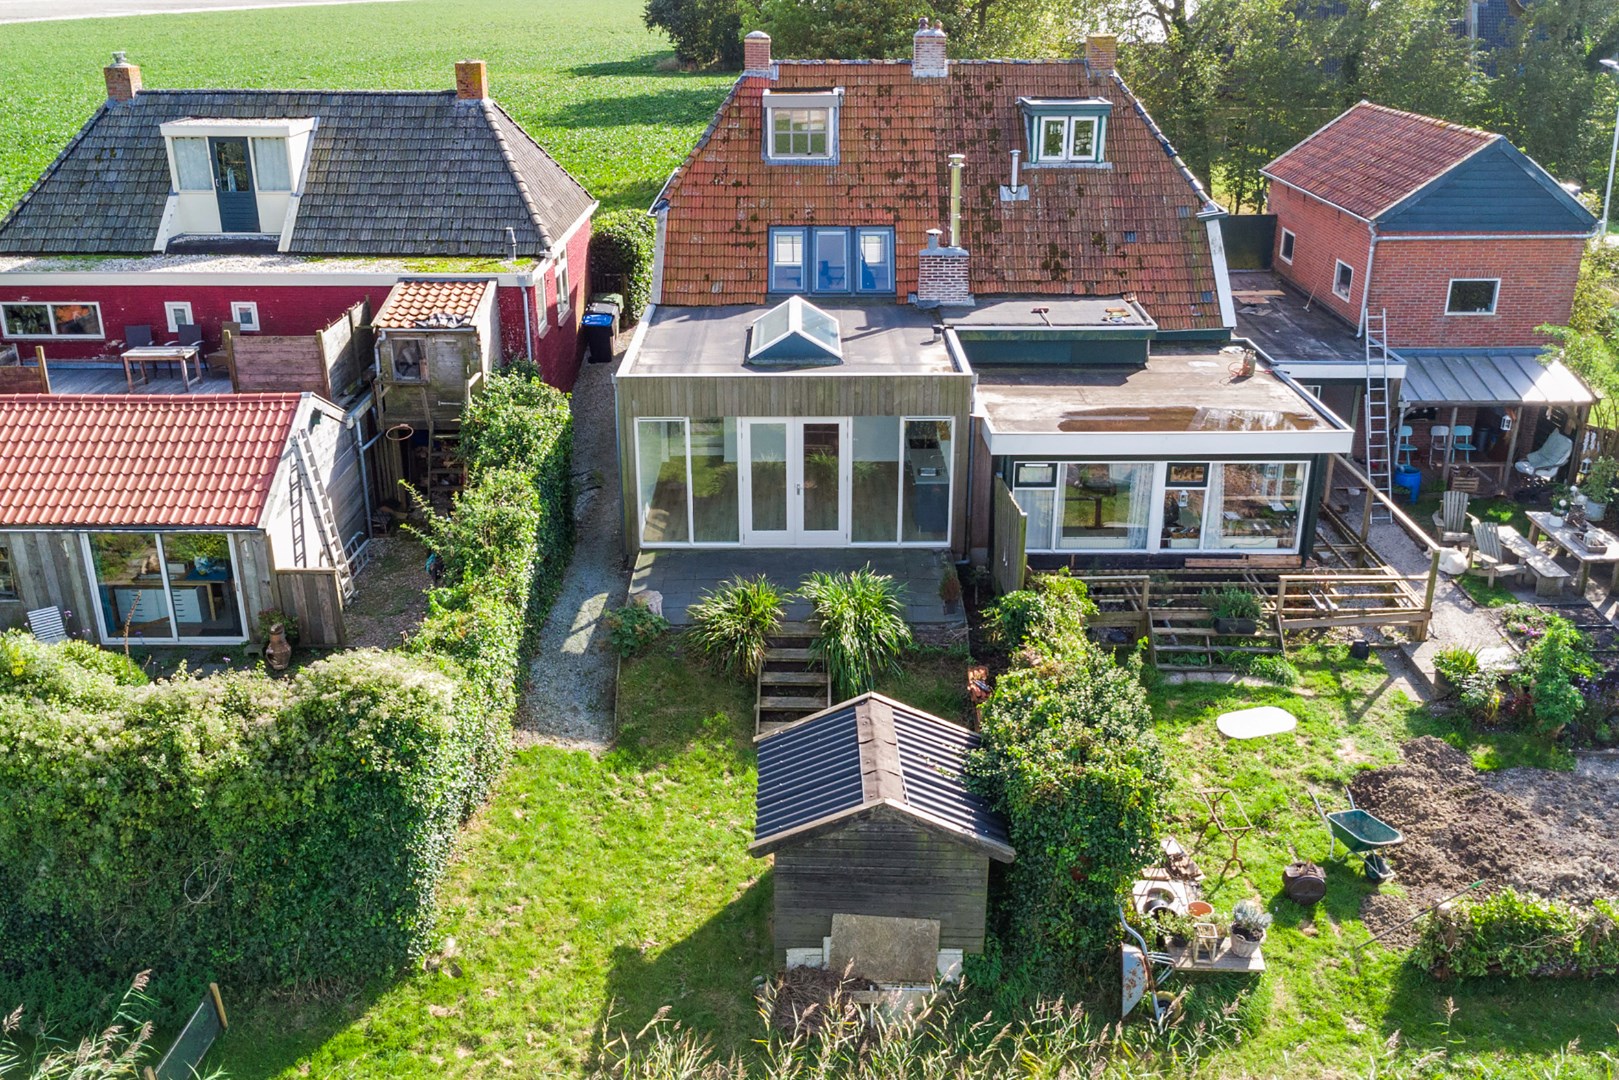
[1019,97,1110,165]
[158,118,315,242]
[762,89,842,163]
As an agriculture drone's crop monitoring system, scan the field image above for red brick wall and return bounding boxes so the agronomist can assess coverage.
[1366,236,1583,349]
[1268,180,1371,329]
[495,217,590,391]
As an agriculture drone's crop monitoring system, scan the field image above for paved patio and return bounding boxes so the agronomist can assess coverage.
[629,548,967,626]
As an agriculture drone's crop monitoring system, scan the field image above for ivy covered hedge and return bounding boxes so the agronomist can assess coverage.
[967,573,1168,993]
[1414,890,1619,980]
[588,208,656,324]
[0,367,572,1021]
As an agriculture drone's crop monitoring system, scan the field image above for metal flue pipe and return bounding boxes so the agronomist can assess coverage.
[948,153,965,248]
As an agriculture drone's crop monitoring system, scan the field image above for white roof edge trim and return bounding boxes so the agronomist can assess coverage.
[982,429,1356,457]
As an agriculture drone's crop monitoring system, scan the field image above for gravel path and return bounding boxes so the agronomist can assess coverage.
[514,355,625,751]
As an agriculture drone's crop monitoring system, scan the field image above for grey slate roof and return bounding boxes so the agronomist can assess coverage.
[751,692,1015,862]
[0,91,594,257]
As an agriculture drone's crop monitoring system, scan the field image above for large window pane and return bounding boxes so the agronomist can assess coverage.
[852,417,900,543]
[802,422,842,534]
[636,419,689,544]
[813,229,849,292]
[771,229,805,292]
[2,303,50,336]
[1212,462,1306,549]
[690,419,739,543]
[1058,463,1152,549]
[749,422,788,533]
[901,419,952,543]
[1013,488,1055,551]
[163,533,244,638]
[252,137,292,191]
[1070,117,1097,159]
[172,137,213,190]
[856,229,893,293]
[52,304,101,337]
[90,533,173,640]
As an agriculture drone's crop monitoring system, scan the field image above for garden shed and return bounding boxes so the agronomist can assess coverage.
[750,693,1014,971]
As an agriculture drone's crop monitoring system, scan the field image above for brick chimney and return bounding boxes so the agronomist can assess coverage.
[743,30,773,77]
[104,52,141,103]
[913,18,948,79]
[916,229,972,307]
[1085,34,1117,75]
[455,60,489,101]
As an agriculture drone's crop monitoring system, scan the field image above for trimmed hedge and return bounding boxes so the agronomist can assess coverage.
[0,367,572,1022]
[588,208,656,324]
[1414,890,1619,980]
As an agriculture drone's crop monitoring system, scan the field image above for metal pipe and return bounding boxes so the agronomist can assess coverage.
[948,153,965,248]
[1009,149,1021,191]
[1358,223,1378,338]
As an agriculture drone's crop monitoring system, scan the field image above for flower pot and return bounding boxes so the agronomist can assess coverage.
[266,622,292,672]
[1548,515,1564,528]
[1214,617,1258,635]
[1588,501,1608,522]
[1228,929,1265,957]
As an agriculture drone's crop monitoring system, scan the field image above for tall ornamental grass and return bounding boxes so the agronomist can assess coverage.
[798,566,911,700]
[686,575,784,678]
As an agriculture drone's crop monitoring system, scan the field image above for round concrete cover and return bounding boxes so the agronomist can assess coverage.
[1217,706,1297,739]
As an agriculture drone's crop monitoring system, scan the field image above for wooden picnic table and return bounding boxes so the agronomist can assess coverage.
[122,344,204,391]
[1525,511,1619,592]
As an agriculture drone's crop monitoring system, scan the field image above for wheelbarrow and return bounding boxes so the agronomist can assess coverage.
[1310,789,1404,883]
[1120,906,1177,1020]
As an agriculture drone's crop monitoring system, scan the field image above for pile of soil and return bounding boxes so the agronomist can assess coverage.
[768,966,878,1035]
[1347,737,1619,944]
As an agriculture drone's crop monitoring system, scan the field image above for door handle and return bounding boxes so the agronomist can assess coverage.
[796,483,803,495]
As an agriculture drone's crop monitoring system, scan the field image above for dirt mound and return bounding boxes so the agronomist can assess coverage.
[1347,738,1619,940]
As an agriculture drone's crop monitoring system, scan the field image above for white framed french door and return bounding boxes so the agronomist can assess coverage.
[740,417,850,546]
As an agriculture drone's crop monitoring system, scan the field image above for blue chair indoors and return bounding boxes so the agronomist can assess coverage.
[1452,425,1478,462]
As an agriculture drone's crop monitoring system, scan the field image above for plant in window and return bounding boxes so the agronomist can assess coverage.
[798,566,911,698]
[687,575,784,678]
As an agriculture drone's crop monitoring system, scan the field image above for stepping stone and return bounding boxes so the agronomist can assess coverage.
[1217,706,1297,740]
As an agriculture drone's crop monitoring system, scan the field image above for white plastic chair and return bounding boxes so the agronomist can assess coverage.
[1428,425,1452,466]
[26,607,67,644]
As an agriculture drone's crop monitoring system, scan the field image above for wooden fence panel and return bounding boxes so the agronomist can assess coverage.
[235,337,327,395]
[0,366,45,393]
[274,569,346,647]
[991,477,1027,597]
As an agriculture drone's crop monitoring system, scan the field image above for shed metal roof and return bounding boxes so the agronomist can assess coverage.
[1397,348,1594,407]
[751,692,1015,862]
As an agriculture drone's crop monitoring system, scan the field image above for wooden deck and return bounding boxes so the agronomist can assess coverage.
[47,364,235,395]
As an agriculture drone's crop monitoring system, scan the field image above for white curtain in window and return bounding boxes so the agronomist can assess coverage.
[252,138,292,191]
[172,138,212,190]
[1115,463,1152,547]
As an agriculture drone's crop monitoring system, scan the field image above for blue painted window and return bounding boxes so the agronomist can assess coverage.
[769,227,895,295]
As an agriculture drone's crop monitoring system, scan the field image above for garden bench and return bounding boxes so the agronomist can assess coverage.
[1497,529,1572,597]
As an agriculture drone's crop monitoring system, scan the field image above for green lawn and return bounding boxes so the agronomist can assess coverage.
[1146,645,1619,1078]
[0,0,733,217]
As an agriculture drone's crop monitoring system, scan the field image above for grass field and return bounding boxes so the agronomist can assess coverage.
[0,0,733,218]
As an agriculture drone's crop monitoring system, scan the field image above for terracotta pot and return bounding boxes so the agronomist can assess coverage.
[266,623,292,671]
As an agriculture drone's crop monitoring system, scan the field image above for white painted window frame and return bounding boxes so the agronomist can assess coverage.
[554,251,571,325]
[1333,259,1354,301]
[80,531,251,646]
[230,301,261,331]
[0,300,105,339]
[762,90,841,163]
[165,301,194,334]
[1279,228,1296,264]
[1032,114,1106,164]
[1444,277,1500,316]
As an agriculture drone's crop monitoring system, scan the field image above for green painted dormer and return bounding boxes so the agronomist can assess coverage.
[1018,97,1112,165]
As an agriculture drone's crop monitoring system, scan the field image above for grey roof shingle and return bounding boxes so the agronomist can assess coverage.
[751,692,1015,862]
[0,90,594,257]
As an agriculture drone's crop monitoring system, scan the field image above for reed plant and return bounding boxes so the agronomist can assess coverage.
[797,566,911,699]
[686,575,785,678]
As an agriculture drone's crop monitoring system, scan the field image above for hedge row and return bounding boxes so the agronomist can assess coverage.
[588,208,656,324]
[0,366,572,1022]
[1414,890,1619,980]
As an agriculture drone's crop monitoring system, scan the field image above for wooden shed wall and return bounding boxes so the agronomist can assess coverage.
[770,811,990,957]
[615,371,974,555]
[0,530,95,638]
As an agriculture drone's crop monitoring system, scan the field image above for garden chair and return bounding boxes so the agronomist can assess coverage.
[1396,425,1417,467]
[1452,425,1477,462]
[1470,521,1526,587]
[1514,430,1573,479]
[1428,425,1451,466]
[1431,490,1474,547]
[26,606,68,644]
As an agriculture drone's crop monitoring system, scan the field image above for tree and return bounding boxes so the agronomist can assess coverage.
[644,0,745,68]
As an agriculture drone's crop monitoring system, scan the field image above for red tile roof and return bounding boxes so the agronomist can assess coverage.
[1263,102,1496,220]
[657,60,1224,332]
[0,394,301,528]
[373,279,494,329]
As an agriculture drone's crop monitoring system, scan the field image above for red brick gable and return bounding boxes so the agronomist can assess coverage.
[1264,102,1495,221]
[657,61,1223,332]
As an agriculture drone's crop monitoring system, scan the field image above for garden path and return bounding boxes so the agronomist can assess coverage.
[515,354,625,750]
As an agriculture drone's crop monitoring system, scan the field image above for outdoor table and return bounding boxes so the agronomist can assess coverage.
[122,343,204,391]
[1525,511,1619,592]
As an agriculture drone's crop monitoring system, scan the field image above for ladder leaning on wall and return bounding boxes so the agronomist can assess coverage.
[291,429,355,599]
[1363,310,1394,524]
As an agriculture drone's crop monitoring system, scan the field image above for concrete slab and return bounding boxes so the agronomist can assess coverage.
[828,913,940,984]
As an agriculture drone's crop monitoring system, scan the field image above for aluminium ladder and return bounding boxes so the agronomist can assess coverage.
[1363,310,1394,523]
[291,429,355,599]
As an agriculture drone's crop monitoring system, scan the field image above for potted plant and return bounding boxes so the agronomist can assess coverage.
[1228,898,1272,958]
[1205,586,1263,635]
[1432,646,1480,698]
[1583,457,1618,522]
[940,564,962,613]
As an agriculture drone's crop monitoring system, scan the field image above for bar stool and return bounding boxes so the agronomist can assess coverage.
[1396,424,1417,466]
[1428,425,1451,467]
[1453,424,1477,461]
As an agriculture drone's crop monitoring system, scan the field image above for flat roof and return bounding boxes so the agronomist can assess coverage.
[1230,270,1364,365]
[949,295,1154,331]
[976,344,1355,456]
[624,303,962,377]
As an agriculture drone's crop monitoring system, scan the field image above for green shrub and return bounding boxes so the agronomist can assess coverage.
[1581,455,1619,505]
[983,569,1095,655]
[1414,890,1619,979]
[1432,646,1480,694]
[1204,586,1262,623]
[605,603,671,658]
[1515,617,1594,737]
[0,368,573,1025]
[1223,652,1299,686]
[798,567,911,699]
[687,575,783,678]
[588,209,656,324]
[643,0,742,67]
